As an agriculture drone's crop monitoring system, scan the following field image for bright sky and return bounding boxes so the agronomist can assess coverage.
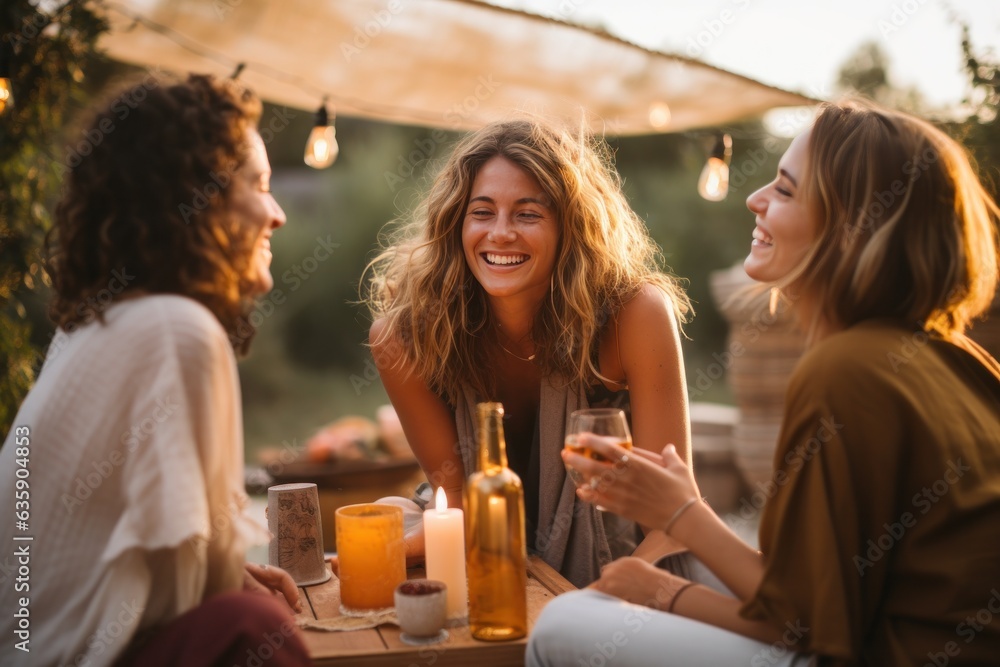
[496,0,1000,111]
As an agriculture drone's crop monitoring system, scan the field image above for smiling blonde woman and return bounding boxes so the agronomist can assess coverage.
[364,118,692,587]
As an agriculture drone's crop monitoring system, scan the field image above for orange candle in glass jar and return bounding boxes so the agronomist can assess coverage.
[335,504,406,614]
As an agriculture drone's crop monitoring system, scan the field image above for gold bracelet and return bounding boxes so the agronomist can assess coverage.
[663,497,700,535]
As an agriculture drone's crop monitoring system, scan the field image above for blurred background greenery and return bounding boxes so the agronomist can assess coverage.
[240,113,768,456]
[2,1,997,459]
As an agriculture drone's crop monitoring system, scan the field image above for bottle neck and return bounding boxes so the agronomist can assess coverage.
[477,402,508,473]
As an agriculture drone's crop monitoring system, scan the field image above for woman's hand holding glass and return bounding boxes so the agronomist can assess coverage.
[563,408,632,510]
[561,435,703,539]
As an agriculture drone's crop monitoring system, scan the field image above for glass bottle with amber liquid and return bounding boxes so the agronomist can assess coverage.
[465,402,528,641]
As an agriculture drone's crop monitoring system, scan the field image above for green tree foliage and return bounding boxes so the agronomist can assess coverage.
[836,40,924,112]
[958,24,1000,194]
[954,24,1000,358]
[837,41,892,100]
[0,1,108,440]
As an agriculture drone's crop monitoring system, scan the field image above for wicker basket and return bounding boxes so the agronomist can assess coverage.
[690,402,744,513]
[710,264,806,490]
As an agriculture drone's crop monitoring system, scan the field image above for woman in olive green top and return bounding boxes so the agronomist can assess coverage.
[529,98,1000,666]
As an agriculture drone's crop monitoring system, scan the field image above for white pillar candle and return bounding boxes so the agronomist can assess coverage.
[423,487,469,618]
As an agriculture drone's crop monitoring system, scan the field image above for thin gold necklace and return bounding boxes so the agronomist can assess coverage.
[495,324,536,362]
[497,340,536,362]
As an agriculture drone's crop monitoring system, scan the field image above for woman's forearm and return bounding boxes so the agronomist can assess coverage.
[671,583,782,644]
[632,529,688,562]
[670,501,765,602]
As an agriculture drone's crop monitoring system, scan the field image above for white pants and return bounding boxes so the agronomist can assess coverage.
[526,554,815,667]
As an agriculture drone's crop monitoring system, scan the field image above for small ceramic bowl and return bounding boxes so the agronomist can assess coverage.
[394,579,448,645]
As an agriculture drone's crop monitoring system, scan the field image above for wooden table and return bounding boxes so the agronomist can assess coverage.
[296,555,575,667]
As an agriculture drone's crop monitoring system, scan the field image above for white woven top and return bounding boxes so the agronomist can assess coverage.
[0,295,267,666]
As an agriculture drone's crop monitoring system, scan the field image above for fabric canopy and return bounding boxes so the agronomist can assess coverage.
[95,0,814,135]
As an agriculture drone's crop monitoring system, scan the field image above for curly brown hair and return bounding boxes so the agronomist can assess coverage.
[46,73,263,353]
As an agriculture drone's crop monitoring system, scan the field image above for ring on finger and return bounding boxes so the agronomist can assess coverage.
[589,477,600,490]
[619,453,630,466]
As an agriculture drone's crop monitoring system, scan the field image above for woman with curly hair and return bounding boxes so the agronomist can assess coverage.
[366,119,692,586]
[530,99,1000,666]
[0,74,307,666]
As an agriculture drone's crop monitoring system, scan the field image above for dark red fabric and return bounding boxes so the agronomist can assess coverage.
[114,591,310,667]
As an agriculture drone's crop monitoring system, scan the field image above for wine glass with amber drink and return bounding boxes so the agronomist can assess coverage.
[564,408,632,509]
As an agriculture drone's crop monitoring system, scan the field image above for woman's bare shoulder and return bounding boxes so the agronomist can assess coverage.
[617,283,680,336]
[369,316,408,371]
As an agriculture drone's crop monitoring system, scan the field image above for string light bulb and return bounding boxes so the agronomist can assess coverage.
[304,102,338,169]
[0,43,14,116]
[698,133,732,202]
[0,79,12,116]
[648,101,671,129]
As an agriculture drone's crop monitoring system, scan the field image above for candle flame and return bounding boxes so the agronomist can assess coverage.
[435,486,448,512]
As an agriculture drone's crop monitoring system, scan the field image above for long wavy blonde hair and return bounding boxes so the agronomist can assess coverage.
[365,119,691,405]
[776,99,998,340]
